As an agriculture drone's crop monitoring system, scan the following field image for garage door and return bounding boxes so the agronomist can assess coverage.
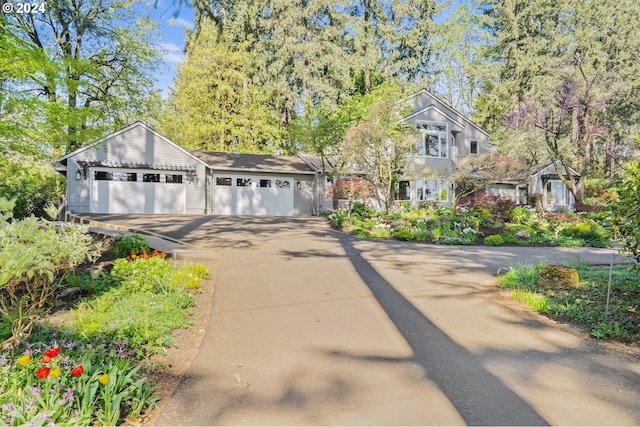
[90,170,186,214]
[214,175,294,216]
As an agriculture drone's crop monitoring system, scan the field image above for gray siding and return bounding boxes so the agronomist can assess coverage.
[65,123,207,214]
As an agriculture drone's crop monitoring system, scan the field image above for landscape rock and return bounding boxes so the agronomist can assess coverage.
[58,287,82,302]
[537,265,581,289]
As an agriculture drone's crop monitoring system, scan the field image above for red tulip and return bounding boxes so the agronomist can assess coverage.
[35,367,50,379]
[41,355,51,364]
[44,347,60,359]
[70,365,84,376]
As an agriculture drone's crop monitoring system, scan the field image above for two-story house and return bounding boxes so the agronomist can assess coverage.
[395,89,492,207]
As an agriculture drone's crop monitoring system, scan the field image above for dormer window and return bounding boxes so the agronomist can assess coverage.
[416,122,448,158]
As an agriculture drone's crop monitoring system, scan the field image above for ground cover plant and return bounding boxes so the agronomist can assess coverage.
[497,261,640,344]
[327,193,611,248]
[0,199,211,425]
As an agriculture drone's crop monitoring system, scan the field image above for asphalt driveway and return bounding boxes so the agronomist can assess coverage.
[88,214,640,425]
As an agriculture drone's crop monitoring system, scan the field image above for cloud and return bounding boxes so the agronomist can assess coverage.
[159,43,184,64]
[168,17,194,30]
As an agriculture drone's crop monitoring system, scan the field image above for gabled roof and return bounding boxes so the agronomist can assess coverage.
[400,89,490,137]
[191,151,317,175]
[530,162,581,178]
[55,121,209,169]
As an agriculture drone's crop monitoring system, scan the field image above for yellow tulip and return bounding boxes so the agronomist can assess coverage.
[98,374,109,385]
[16,355,31,366]
[50,368,61,379]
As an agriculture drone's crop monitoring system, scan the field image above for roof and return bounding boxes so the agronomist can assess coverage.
[55,121,209,169]
[191,151,317,175]
[530,162,580,177]
[400,89,490,137]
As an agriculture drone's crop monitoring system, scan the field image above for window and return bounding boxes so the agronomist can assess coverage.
[546,180,567,205]
[143,173,160,182]
[237,178,252,187]
[416,122,448,158]
[166,174,183,184]
[416,180,448,202]
[94,171,137,181]
[216,177,232,186]
[276,179,291,189]
[469,140,479,155]
[396,181,410,201]
[259,179,271,188]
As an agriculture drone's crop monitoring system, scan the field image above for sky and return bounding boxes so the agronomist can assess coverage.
[143,1,195,98]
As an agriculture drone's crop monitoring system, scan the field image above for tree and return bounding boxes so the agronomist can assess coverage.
[340,84,415,212]
[162,21,284,153]
[2,0,162,154]
[615,158,640,265]
[479,0,640,201]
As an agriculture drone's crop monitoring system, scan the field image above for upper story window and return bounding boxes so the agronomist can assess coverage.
[469,140,479,155]
[416,122,448,158]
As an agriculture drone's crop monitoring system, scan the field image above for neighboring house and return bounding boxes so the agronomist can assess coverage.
[55,122,322,216]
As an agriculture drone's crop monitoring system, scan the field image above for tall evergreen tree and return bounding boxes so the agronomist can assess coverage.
[162,20,284,153]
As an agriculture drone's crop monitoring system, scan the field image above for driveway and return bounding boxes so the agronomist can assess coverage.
[89,215,640,425]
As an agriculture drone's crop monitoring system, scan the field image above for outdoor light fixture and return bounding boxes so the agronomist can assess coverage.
[296,180,301,190]
[75,169,82,180]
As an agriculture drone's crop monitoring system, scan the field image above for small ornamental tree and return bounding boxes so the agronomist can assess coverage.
[0,198,101,350]
[328,178,377,219]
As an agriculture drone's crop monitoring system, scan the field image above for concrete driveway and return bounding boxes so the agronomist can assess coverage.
[88,215,640,425]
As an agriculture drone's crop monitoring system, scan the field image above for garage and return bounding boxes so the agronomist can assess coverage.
[213,175,294,216]
[90,169,186,214]
[56,122,320,216]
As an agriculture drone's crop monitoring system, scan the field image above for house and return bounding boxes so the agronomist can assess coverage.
[55,122,323,216]
[528,162,579,209]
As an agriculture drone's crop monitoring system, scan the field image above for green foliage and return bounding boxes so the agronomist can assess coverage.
[0,198,100,349]
[393,228,414,241]
[435,237,475,245]
[350,228,372,238]
[0,156,64,220]
[510,207,535,225]
[615,161,640,264]
[484,235,504,246]
[511,290,550,313]
[114,234,151,259]
[559,221,610,248]
[351,201,373,218]
[328,210,348,227]
[497,262,543,290]
[69,252,209,358]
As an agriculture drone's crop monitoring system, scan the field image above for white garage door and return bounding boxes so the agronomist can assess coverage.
[214,175,294,216]
[90,170,186,214]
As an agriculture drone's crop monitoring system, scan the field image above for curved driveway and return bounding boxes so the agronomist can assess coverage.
[91,215,639,425]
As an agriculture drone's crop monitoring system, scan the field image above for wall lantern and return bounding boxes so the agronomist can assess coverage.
[296,180,301,190]
[75,169,82,180]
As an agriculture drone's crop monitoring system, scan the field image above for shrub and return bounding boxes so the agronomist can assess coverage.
[484,235,504,246]
[435,237,474,245]
[350,228,372,238]
[0,198,100,350]
[393,228,413,241]
[351,201,373,218]
[328,209,348,227]
[114,234,151,259]
[510,207,534,224]
[559,221,610,247]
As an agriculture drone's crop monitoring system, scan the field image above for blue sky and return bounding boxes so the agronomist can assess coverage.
[144,2,194,98]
